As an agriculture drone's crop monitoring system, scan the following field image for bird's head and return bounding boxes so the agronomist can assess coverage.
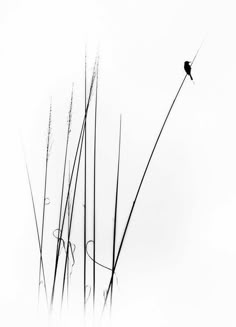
[185,61,191,64]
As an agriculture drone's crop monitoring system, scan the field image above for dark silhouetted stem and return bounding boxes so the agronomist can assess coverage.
[93,59,99,310]
[84,50,87,313]
[110,115,122,312]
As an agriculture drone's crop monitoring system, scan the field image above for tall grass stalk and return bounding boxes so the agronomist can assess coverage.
[55,84,74,257]
[38,102,52,303]
[93,58,99,309]
[110,115,122,312]
[67,164,71,304]
[83,51,87,313]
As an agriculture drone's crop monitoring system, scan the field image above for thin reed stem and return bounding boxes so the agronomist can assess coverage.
[38,102,52,303]
[56,84,74,255]
[93,59,99,310]
[67,163,71,305]
[84,50,87,313]
[110,115,122,312]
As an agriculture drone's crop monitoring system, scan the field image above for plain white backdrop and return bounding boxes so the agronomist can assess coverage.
[1,0,236,326]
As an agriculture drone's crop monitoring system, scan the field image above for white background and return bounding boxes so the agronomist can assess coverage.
[1,0,236,326]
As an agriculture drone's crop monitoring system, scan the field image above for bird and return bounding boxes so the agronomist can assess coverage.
[184,61,193,80]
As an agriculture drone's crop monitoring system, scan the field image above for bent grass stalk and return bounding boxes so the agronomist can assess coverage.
[102,45,203,312]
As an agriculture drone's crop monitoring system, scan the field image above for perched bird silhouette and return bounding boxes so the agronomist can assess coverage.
[184,61,193,80]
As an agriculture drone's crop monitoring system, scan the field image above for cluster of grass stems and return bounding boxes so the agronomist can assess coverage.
[25,46,202,321]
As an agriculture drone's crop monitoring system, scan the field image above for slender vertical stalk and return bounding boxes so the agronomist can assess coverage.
[38,102,52,303]
[110,115,122,312]
[84,50,87,313]
[93,60,99,309]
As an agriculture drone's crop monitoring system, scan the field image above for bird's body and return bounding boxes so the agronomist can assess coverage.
[184,61,193,80]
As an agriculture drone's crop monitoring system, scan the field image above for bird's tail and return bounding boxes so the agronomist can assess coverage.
[190,74,193,80]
